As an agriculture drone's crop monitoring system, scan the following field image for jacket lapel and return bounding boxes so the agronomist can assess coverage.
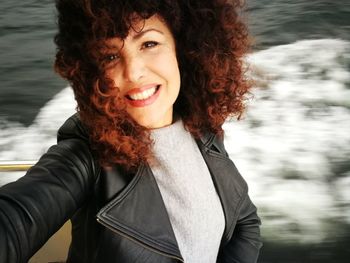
[96,163,183,261]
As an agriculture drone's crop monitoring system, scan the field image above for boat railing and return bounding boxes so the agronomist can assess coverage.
[0,161,35,172]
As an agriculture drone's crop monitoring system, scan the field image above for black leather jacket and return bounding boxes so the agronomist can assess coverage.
[0,114,262,263]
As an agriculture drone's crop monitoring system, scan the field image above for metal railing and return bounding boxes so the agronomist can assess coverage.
[0,161,36,172]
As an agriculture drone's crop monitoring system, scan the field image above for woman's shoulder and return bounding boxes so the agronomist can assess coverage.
[57,113,89,143]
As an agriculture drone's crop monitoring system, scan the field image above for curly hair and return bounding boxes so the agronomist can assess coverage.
[54,0,251,170]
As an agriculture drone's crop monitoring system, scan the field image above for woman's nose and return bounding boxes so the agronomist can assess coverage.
[123,55,145,83]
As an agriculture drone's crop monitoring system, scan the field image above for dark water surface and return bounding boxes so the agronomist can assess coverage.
[0,0,66,125]
[247,0,350,49]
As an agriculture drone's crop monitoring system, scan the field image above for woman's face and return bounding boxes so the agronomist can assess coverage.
[104,15,180,129]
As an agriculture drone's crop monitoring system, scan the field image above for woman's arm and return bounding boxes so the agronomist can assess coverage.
[0,138,98,263]
[218,191,262,263]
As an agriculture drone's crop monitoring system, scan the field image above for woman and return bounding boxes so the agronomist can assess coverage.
[0,0,262,262]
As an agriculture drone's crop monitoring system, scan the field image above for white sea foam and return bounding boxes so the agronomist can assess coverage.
[224,39,350,242]
[0,87,76,183]
[0,39,349,243]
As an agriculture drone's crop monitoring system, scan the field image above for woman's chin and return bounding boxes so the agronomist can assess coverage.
[128,107,174,129]
[131,115,172,129]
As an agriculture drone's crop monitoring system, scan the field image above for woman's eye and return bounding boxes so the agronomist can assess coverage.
[142,41,158,49]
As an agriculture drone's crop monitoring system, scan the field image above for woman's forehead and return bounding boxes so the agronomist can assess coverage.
[104,15,170,46]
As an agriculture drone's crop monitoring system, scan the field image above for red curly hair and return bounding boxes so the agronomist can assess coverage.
[54,0,251,170]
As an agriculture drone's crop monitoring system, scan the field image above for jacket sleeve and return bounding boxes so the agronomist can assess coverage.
[218,190,262,263]
[0,138,98,263]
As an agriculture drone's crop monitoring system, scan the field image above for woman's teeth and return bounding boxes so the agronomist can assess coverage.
[128,86,158,101]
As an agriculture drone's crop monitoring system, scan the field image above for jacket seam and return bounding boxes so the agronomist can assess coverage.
[225,183,248,242]
[207,149,231,160]
[101,214,180,255]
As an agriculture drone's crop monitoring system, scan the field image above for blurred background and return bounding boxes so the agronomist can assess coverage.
[0,0,349,262]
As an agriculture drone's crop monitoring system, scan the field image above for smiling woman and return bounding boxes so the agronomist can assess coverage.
[0,0,261,262]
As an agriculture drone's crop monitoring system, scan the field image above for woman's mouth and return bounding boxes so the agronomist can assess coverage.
[125,85,161,107]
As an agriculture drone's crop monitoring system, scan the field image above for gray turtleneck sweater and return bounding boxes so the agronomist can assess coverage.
[150,119,225,263]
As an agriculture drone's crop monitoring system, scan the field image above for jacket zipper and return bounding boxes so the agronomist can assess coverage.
[96,218,184,262]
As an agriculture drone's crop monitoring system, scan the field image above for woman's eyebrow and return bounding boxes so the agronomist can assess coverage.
[103,28,164,49]
[132,28,164,40]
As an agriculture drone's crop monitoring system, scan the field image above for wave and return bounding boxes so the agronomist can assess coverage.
[224,39,350,242]
[0,87,76,161]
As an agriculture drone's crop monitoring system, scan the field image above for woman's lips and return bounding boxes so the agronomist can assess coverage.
[125,84,161,107]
